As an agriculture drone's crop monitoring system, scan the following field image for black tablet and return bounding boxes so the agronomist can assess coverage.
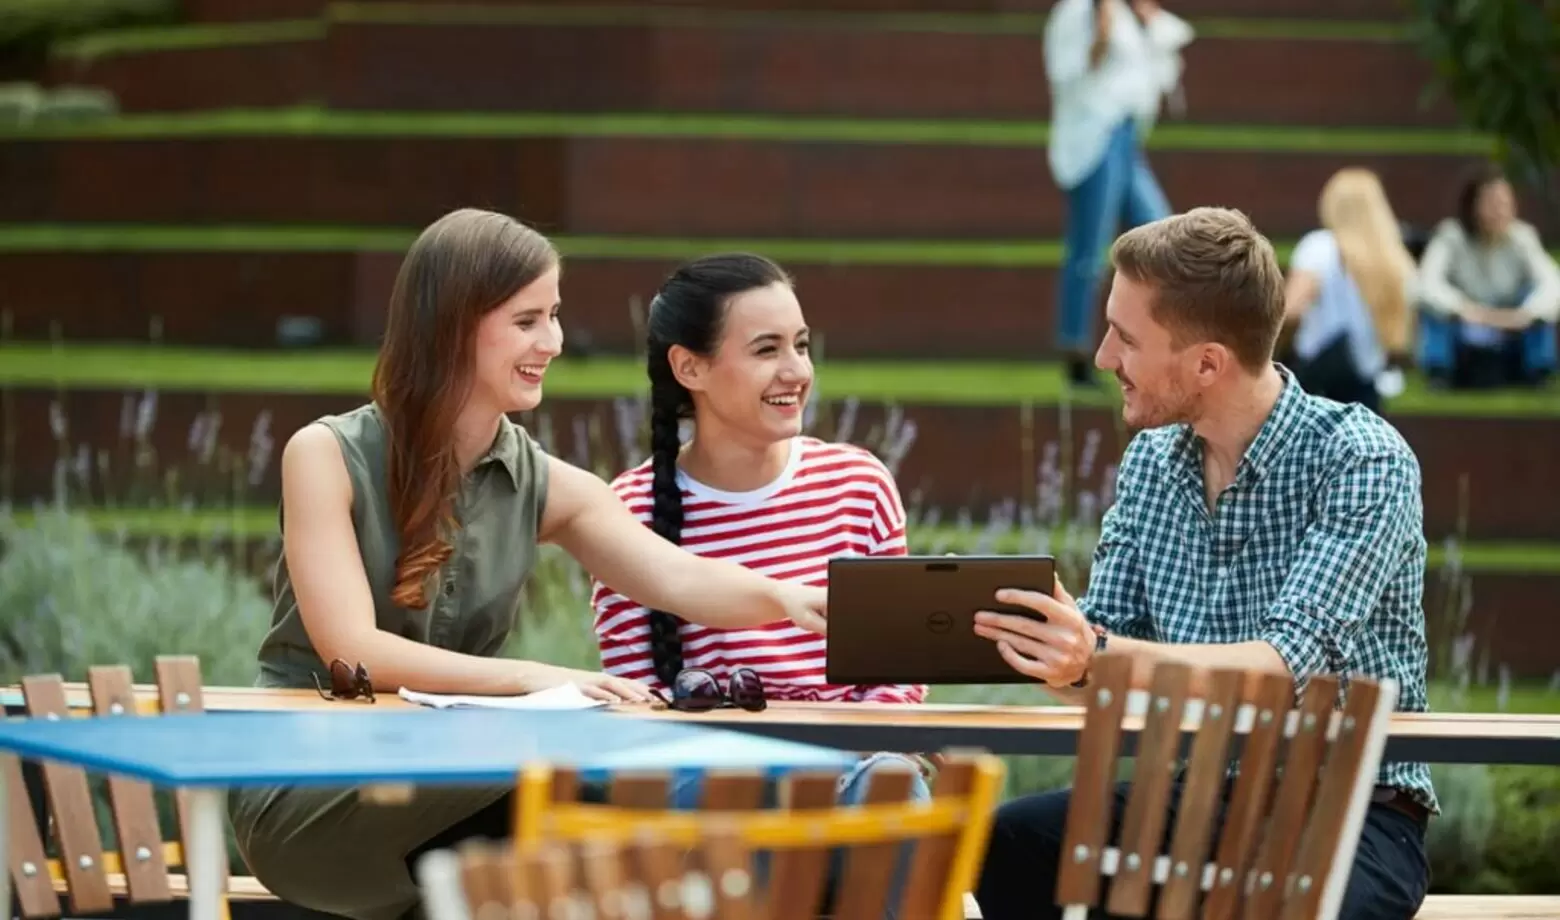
[825,554,1057,685]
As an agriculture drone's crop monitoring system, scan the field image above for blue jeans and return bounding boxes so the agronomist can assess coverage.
[671,752,933,918]
[1417,283,1556,386]
[1056,119,1173,354]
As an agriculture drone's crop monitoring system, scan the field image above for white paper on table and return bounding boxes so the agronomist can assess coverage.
[397,683,608,711]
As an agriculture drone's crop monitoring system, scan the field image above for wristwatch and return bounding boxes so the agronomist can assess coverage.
[1071,623,1109,688]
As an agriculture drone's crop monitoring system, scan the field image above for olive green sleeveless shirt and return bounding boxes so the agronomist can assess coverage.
[254,403,549,689]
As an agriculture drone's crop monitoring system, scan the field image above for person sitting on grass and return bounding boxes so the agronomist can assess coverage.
[589,252,931,916]
[1416,163,1560,389]
[228,209,829,920]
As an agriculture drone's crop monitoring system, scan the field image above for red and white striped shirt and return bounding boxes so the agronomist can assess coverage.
[591,437,927,704]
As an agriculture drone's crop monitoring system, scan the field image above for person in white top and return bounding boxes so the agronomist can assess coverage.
[1045,0,1194,385]
[1415,163,1560,388]
[1282,167,1419,412]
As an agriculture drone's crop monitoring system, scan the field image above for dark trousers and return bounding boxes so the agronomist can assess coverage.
[1291,334,1381,413]
[974,782,1430,920]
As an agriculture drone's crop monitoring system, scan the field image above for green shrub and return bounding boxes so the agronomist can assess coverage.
[0,0,177,54]
[1425,763,1497,889]
[1409,0,1560,220]
[0,506,268,686]
[1475,767,1560,893]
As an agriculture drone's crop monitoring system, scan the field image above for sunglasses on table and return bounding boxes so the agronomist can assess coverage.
[651,667,767,713]
[312,658,375,703]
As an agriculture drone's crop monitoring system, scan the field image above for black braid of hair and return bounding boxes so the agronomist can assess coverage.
[646,339,688,689]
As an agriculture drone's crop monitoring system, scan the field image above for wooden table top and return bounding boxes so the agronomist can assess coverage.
[3,683,1556,765]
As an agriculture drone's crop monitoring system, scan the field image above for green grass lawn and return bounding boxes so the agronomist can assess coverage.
[10,505,1560,573]
[4,342,1559,416]
[0,104,1499,154]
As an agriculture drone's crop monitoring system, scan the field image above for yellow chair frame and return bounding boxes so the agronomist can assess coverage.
[509,753,1005,920]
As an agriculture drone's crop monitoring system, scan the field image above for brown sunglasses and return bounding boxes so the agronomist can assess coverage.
[313,658,375,703]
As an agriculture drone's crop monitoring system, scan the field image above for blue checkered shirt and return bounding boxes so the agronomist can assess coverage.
[1078,368,1438,813]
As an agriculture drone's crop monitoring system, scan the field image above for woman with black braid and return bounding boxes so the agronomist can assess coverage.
[589,253,930,917]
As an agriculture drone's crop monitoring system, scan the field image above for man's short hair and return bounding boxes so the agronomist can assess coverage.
[1109,207,1286,373]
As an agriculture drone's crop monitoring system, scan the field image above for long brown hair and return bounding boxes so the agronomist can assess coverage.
[370,208,559,610]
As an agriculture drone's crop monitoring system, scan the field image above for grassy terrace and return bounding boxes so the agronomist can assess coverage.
[5,342,1560,415]
[0,104,1497,153]
[45,6,1420,63]
[9,222,1558,266]
[1,223,1078,264]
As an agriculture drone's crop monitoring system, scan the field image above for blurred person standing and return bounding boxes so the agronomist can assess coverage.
[1045,0,1194,387]
[1282,167,1419,412]
[1416,163,1560,389]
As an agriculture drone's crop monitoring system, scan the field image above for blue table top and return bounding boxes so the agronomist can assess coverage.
[0,708,856,788]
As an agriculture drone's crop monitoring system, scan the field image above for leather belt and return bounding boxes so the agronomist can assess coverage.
[1372,786,1430,832]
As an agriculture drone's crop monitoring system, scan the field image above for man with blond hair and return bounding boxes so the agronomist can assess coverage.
[971,207,1436,920]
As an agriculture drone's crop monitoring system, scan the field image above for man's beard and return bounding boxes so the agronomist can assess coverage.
[1126,375,1198,430]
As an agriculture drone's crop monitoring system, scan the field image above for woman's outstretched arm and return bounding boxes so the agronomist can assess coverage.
[539,455,827,634]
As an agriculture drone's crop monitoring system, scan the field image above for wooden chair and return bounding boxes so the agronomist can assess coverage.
[1054,654,1399,920]
[4,655,276,919]
[414,751,1004,920]
[519,751,1003,920]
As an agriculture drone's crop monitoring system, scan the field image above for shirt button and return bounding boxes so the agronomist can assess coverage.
[1216,566,1229,581]
[443,580,455,597]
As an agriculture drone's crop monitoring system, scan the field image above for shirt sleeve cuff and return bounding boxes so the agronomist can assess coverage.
[1259,621,1329,689]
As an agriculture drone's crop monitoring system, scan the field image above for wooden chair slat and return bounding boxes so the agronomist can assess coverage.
[523,844,576,920]
[550,767,582,804]
[1240,676,1340,920]
[762,772,839,920]
[577,836,632,920]
[152,656,205,718]
[153,656,228,888]
[897,758,977,920]
[628,835,688,920]
[611,773,672,809]
[21,675,113,915]
[87,666,174,904]
[697,772,766,812]
[4,752,63,918]
[1279,679,1388,920]
[832,764,918,920]
[456,840,500,920]
[1056,653,1133,909]
[512,843,551,920]
[1200,671,1293,920]
[1108,661,1194,918]
[1158,669,1244,920]
[700,828,757,920]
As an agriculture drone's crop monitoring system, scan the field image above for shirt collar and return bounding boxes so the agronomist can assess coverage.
[1168,364,1307,488]
[475,416,525,490]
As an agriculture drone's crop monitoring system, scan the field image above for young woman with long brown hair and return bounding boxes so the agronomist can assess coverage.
[227,209,828,920]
